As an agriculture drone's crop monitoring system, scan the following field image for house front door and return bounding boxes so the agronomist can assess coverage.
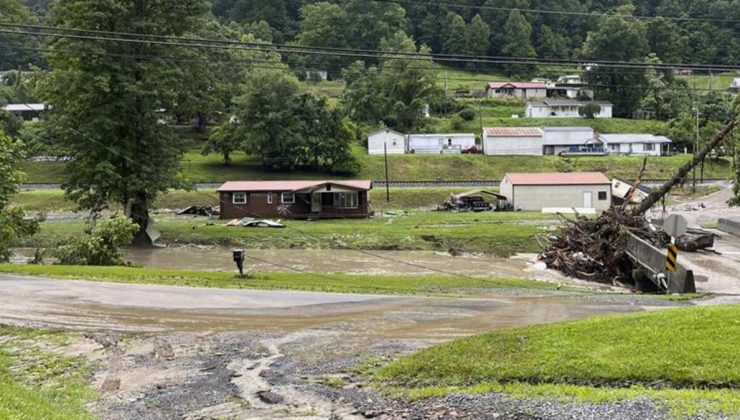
[311,193,321,212]
[582,192,593,208]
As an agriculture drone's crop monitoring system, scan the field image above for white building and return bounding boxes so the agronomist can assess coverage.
[542,127,602,155]
[486,82,548,99]
[499,172,612,211]
[482,127,543,156]
[407,133,476,154]
[2,103,46,121]
[525,99,613,118]
[367,129,406,155]
[599,134,672,156]
[730,78,740,91]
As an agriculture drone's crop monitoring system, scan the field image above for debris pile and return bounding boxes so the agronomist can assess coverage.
[540,206,660,285]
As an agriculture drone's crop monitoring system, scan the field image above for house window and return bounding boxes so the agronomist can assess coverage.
[598,191,607,201]
[333,192,359,208]
[645,143,655,151]
[267,192,272,204]
[232,192,247,204]
[281,192,295,204]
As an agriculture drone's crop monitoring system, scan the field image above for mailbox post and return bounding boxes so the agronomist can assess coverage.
[233,249,245,277]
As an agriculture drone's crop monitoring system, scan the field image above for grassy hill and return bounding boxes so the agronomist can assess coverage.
[21,149,733,184]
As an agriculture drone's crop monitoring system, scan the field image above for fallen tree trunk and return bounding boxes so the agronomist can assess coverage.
[636,119,737,215]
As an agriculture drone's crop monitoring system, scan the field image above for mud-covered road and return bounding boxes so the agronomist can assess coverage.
[0,274,689,419]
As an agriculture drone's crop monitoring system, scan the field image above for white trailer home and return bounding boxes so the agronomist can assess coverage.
[482,127,544,156]
[598,134,672,156]
[367,129,406,155]
[407,133,476,154]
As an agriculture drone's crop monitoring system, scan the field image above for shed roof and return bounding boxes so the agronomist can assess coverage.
[543,99,613,106]
[505,172,610,186]
[483,127,543,137]
[598,134,672,144]
[368,128,405,137]
[2,103,45,112]
[487,81,547,89]
[408,133,475,138]
[218,180,372,192]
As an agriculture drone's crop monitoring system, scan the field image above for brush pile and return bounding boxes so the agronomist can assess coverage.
[540,206,662,285]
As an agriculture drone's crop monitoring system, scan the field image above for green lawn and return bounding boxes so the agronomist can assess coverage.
[0,326,93,420]
[0,264,555,295]
[23,148,730,184]
[19,210,553,256]
[376,305,740,416]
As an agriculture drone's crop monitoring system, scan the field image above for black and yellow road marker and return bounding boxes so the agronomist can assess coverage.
[665,243,679,273]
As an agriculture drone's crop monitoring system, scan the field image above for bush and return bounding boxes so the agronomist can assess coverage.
[55,215,139,266]
[579,103,602,119]
[458,108,476,121]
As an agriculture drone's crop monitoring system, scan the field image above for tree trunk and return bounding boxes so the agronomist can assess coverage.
[196,113,208,133]
[127,200,153,247]
[636,119,737,214]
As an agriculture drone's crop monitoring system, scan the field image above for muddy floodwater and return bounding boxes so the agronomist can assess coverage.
[123,246,565,280]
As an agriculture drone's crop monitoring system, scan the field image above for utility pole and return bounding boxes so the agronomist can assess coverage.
[384,141,390,202]
[693,105,699,193]
[444,70,448,117]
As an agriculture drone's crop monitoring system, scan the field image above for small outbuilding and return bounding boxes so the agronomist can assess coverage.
[486,82,548,99]
[2,103,45,121]
[482,127,543,156]
[218,180,372,220]
[407,133,476,154]
[367,129,406,155]
[499,172,612,211]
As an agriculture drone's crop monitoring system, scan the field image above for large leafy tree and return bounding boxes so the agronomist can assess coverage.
[41,0,210,246]
[442,12,468,57]
[0,0,44,70]
[582,5,649,117]
[500,10,537,78]
[0,130,42,261]
[295,2,350,76]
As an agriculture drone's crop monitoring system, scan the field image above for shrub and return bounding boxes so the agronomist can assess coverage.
[458,108,476,121]
[55,215,139,266]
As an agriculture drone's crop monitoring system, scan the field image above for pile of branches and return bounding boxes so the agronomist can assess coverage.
[540,206,662,285]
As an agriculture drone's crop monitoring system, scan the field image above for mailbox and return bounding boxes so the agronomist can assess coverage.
[233,249,245,262]
[232,249,245,277]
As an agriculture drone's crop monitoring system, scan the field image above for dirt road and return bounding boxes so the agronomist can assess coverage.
[0,274,677,419]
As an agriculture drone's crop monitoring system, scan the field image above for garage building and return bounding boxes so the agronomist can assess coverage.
[500,172,612,211]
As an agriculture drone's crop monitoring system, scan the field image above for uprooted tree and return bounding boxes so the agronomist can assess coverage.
[541,118,738,287]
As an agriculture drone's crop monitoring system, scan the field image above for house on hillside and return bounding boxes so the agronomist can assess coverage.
[367,129,406,155]
[598,134,672,156]
[482,127,543,156]
[218,180,372,220]
[499,172,612,211]
[525,99,613,118]
[2,103,45,121]
[486,81,548,99]
[407,133,476,154]
[730,78,740,92]
[542,127,604,155]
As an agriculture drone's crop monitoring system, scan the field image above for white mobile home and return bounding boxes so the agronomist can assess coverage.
[486,82,548,99]
[367,129,406,155]
[482,127,543,156]
[499,172,612,211]
[542,127,601,155]
[599,134,672,156]
[526,100,613,118]
[407,133,476,154]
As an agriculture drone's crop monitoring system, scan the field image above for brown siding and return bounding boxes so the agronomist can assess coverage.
[219,191,371,220]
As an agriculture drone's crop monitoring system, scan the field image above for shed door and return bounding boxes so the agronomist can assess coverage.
[582,192,593,208]
[311,193,321,212]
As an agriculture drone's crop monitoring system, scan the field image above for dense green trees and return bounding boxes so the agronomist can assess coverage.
[0,130,41,261]
[0,0,44,69]
[41,0,210,245]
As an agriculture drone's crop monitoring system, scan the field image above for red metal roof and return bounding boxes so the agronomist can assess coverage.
[487,81,547,89]
[484,127,543,137]
[505,172,610,185]
[218,180,373,192]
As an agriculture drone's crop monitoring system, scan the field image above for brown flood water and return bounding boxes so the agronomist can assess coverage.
[121,246,565,281]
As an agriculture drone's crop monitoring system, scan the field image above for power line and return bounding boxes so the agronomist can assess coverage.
[2,22,740,72]
[375,0,740,24]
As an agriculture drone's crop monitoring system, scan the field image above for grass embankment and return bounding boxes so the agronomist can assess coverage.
[23,148,732,184]
[19,211,553,256]
[377,305,740,416]
[0,264,554,295]
[0,326,93,420]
